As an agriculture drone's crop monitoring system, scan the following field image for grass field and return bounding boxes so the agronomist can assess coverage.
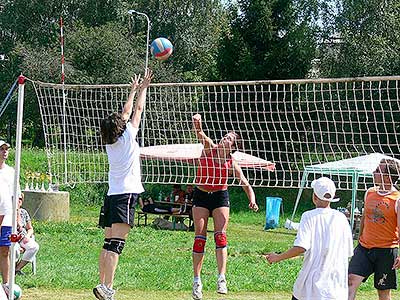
[13,200,400,300]
[6,149,399,299]
[22,288,393,300]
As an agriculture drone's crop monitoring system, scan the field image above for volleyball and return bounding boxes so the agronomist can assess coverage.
[13,284,22,300]
[150,37,173,61]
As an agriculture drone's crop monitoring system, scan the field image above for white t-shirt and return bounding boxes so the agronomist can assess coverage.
[0,164,15,226]
[292,208,354,300]
[106,122,144,195]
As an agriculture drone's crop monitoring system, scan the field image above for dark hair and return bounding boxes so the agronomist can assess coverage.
[229,131,242,152]
[382,158,400,184]
[100,112,126,144]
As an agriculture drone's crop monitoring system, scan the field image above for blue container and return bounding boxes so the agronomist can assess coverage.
[265,197,282,230]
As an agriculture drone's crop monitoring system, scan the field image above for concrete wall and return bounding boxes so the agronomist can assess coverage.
[23,191,70,221]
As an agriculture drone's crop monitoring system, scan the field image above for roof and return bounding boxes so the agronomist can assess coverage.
[305,153,400,178]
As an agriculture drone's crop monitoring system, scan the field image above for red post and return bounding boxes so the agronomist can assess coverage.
[17,74,25,85]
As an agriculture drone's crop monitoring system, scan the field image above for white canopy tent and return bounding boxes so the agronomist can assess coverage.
[290,153,400,228]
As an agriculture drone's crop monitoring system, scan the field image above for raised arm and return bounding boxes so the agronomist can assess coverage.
[233,161,258,211]
[192,114,216,153]
[131,69,153,128]
[121,74,141,122]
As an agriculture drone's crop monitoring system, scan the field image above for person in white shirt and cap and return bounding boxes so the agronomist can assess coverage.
[0,140,15,286]
[265,176,354,300]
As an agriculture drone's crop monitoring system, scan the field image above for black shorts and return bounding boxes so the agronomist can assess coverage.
[349,243,398,290]
[102,193,139,228]
[192,187,230,213]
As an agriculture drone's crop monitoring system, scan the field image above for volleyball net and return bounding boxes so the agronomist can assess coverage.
[30,76,400,188]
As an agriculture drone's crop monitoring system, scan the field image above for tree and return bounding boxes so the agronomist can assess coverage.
[319,0,400,77]
[132,0,230,81]
[218,0,318,80]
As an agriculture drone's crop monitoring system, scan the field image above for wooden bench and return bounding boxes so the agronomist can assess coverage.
[136,211,192,230]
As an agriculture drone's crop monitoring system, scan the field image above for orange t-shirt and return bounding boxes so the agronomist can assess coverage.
[359,186,400,249]
[195,149,232,192]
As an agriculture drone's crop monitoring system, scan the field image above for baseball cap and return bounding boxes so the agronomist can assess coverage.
[311,177,340,202]
[0,140,10,148]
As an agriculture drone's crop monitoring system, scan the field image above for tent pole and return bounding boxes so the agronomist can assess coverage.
[350,172,359,230]
[291,170,308,221]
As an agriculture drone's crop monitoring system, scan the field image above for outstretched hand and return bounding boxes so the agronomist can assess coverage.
[192,114,202,130]
[263,252,280,264]
[140,69,153,89]
[130,74,141,91]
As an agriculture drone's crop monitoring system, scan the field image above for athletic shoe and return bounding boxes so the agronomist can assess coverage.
[93,284,115,300]
[217,277,228,294]
[192,281,203,300]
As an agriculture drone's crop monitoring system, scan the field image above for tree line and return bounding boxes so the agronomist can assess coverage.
[1,0,400,145]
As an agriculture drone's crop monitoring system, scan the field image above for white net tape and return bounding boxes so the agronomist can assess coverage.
[31,77,400,188]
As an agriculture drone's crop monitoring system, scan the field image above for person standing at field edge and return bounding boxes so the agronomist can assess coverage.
[93,69,153,300]
[265,176,353,300]
[0,140,17,289]
[348,158,400,300]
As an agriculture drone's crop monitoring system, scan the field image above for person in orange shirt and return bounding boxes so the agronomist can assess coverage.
[348,158,400,300]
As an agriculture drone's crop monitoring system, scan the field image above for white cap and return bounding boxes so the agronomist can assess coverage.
[311,177,340,202]
[0,140,10,148]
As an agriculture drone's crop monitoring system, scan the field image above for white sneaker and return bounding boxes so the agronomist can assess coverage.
[192,281,203,300]
[93,284,115,300]
[217,278,228,294]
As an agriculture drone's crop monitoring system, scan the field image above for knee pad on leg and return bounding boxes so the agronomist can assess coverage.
[193,235,207,254]
[109,238,126,255]
[102,238,112,251]
[214,231,227,249]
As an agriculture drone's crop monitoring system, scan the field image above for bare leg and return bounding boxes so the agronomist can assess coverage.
[103,223,130,289]
[192,207,209,277]
[348,273,364,300]
[377,289,391,300]
[154,208,172,214]
[0,246,9,284]
[15,260,29,272]
[212,207,229,276]
[104,252,119,289]
[99,227,112,284]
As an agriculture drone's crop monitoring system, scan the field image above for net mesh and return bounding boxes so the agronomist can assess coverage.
[30,77,400,188]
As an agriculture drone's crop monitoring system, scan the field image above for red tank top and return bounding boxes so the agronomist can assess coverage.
[196,149,233,191]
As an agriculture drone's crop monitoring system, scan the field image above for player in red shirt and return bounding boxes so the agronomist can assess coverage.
[190,114,258,300]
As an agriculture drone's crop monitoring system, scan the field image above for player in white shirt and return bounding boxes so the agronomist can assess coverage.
[93,69,152,300]
[265,177,354,300]
[0,140,14,286]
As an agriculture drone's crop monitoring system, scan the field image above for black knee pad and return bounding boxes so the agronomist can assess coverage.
[102,238,112,251]
[109,238,126,255]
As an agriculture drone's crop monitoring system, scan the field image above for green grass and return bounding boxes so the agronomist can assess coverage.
[6,148,400,299]
[14,201,400,300]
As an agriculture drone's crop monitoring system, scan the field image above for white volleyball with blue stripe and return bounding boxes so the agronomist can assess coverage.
[150,37,173,61]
